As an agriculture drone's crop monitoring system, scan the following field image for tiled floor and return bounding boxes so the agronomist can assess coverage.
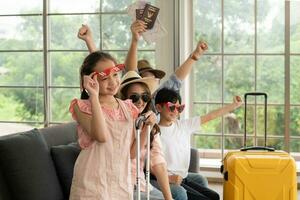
[209,182,300,199]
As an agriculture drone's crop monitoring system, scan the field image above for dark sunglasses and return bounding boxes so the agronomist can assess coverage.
[129,93,151,103]
[162,102,185,113]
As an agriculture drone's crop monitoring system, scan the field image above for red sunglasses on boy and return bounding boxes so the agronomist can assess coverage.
[161,102,185,113]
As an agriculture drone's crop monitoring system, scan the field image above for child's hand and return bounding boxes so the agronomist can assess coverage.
[168,175,183,185]
[191,41,208,60]
[78,24,93,42]
[233,96,243,109]
[83,73,99,98]
[143,111,157,127]
[130,20,146,42]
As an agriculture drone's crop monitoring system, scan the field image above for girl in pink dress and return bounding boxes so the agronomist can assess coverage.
[69,51,143,200]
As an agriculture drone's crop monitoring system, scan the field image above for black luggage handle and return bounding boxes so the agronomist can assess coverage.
[244,92,268,147]
[240,146,274,151]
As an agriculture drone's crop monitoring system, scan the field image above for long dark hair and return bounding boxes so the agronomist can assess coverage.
[120,82,160,148]
[80,51,117,99]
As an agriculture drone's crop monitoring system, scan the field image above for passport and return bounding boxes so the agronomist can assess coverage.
[140,3,160,29]
[136,8,144,20]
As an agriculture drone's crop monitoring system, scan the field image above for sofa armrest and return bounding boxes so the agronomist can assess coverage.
[188,147,199,173]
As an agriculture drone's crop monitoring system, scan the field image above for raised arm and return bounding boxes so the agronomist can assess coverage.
[200,96,243,124]
[125,20,146,72]
[73,74,108,142]
[78,24,97,53]
[174,41,208,80]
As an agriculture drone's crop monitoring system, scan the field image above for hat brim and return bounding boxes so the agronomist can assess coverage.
[140,69,166,79]
[119,77,160,96]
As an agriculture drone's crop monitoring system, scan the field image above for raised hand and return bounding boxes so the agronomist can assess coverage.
[191,41,208,60]
[83,73,99,98]
[130,20,146,42]
[77,24,93,42]
[233,96,243,109]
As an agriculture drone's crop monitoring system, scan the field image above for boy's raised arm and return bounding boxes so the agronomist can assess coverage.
[174,41,208,81]
[125,20,146,72]
[200,96,243,124]
[78,24,97,53]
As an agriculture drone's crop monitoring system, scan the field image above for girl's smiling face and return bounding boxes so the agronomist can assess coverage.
[93,59,121,96]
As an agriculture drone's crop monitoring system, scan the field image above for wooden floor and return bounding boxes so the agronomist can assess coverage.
[209,182,300,199]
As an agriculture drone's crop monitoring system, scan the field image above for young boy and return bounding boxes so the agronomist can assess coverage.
[153,88,242,200]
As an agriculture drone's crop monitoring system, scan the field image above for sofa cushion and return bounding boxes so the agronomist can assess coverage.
[51,142,80,198]
[0,128,64,200]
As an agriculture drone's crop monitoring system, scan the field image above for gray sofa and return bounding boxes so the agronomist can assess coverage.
[0,122,199,200]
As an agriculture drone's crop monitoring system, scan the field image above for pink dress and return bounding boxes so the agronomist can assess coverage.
[69,98,139,200]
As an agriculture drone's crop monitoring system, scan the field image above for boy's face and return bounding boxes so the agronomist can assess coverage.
[157,100,185,122]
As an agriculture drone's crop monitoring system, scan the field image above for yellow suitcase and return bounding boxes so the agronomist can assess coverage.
[221,92,297,200]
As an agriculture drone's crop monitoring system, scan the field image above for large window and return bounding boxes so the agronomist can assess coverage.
[0,0,155,135]
[192,0,300,156]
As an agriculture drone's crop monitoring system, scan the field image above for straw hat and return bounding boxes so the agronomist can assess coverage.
[137,60,166,79]
[119,71,159,96]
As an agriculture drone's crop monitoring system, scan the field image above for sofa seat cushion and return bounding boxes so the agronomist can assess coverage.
[0,128,64,200]
[51,142,80,198]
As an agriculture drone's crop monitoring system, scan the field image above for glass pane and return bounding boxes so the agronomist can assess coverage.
[194,0,221,53]
[0,52,43,86]
[102,0,156,12]
[102,0,134,12]
[290,139,300,153]
[244,105,255,136]
[224,56,255,102]
[138,52,156,66]
[256,105,284,137]
[225,136,251,149]
[0,16,43,50]
[291,56,300,104]
[102,14,132,50]
[50,88,80,122]
[193,56,222,102]
[257,56,284,104]
[192,104,222,135]
[50,52,87,86]
[224,0,254,53]
[105,51,155,67]
[257,137,284,150]
[0,123,40,136]
[50,15,100,50]
[0,88,44,122]
[291,106,300,136]
[102,14,154,50]
[291,0,300,53]
[0,0,42,15]
[257,0,284,53]
[193,135,221,150]
[49,0,100,13]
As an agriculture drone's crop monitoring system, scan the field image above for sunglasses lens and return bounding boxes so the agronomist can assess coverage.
[169,105,176,112]
[141,94,151,102]
[129,94,140,103]
[177,105,185,113]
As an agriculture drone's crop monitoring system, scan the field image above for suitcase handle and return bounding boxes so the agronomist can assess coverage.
[244,92,267,147]
[240,146,274,151]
